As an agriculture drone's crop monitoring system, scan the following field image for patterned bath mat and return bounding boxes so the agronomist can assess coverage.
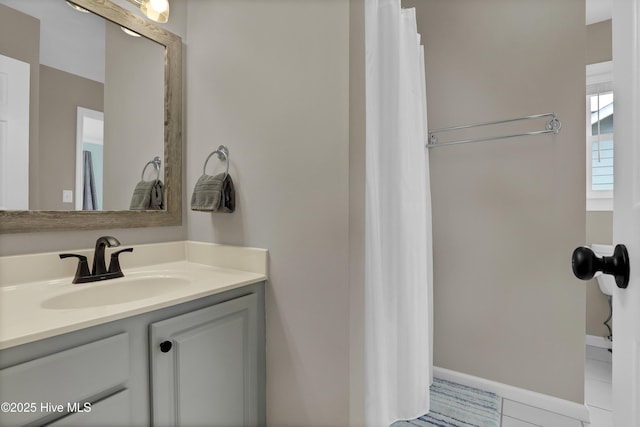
[392,378,501,427]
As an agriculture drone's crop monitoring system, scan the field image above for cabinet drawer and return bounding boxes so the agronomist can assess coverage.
[0,333,129,426]
[47,389,131,427]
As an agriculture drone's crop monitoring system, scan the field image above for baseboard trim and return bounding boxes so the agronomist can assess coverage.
[586,334,612,349]
[433,366,591,423]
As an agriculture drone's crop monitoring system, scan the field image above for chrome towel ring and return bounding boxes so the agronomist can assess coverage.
[141,156,161,181]
[203,145,229,179]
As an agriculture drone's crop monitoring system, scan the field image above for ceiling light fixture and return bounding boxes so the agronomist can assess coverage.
[65,1,90,13]
[139,0,170,23]
[121,27,142,37]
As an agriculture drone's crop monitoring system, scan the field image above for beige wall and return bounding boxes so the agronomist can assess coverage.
[38,65,103,210]
[349,0,366,424]
[185,1,351,426]
[104,21,164,210]
[404,0,586,403]
[587,20,612,65]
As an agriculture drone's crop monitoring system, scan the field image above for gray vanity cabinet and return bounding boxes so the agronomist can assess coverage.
[150,293,261,426]
[47,390,131,427]
[0,333,131,427]
[0,283,265,427]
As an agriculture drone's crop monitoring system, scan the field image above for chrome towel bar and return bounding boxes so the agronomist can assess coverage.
[426,112,562,148]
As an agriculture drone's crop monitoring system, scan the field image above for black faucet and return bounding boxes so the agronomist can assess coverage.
[59,236,133,284]
[92,236,120,276]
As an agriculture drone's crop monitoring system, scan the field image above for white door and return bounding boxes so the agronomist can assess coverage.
[0,54,30,210]
[75,107,104,211]
[612,0,640,424]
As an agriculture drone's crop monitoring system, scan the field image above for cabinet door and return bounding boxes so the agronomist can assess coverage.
[150,293,260,427]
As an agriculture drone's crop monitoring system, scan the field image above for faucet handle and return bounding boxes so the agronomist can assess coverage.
[59,254,91,284]
[108,248,134,276]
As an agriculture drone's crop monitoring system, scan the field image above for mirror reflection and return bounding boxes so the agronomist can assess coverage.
[0,0,164,211]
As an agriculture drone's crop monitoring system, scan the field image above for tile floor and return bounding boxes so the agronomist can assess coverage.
[498,345,612,426]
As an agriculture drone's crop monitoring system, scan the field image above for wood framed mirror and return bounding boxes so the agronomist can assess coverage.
[0,0,182,233]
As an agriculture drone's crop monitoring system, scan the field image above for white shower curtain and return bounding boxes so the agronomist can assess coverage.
[364,1,433,426]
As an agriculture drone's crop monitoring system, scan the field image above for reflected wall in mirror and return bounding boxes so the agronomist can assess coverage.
[0,0,182,233]
[0,0,163,211]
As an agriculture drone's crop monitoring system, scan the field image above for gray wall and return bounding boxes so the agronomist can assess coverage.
[585,20,613,338]
[184,1,351,426]
[404,0,586,403]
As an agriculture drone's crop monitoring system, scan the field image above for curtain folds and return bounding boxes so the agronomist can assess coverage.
[83,150,98,211]
[364,1,433,425]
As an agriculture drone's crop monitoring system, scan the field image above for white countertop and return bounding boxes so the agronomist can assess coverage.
[0,241,268,350]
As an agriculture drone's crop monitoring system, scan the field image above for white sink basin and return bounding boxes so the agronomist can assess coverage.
[41,275,190,309]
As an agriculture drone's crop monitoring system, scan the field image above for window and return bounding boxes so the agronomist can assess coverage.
[586,61,613,211]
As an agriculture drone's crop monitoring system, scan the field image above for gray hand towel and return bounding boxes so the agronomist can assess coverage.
[219,174,235,213]
[130,180,164,210]
[150,180,164,209]
[191,173,235,212]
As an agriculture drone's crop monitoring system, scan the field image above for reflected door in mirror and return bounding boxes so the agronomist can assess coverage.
[0,54,29,210]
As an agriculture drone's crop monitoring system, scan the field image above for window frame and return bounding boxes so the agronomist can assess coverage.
[586,61,613,211]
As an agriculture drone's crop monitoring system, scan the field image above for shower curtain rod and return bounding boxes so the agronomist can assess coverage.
[426,112,562,148]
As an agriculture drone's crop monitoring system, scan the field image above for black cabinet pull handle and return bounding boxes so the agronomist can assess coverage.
[572,244,630,289]
[160,340,173,353]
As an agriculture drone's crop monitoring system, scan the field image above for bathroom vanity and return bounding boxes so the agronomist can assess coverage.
[0,242,267,427]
